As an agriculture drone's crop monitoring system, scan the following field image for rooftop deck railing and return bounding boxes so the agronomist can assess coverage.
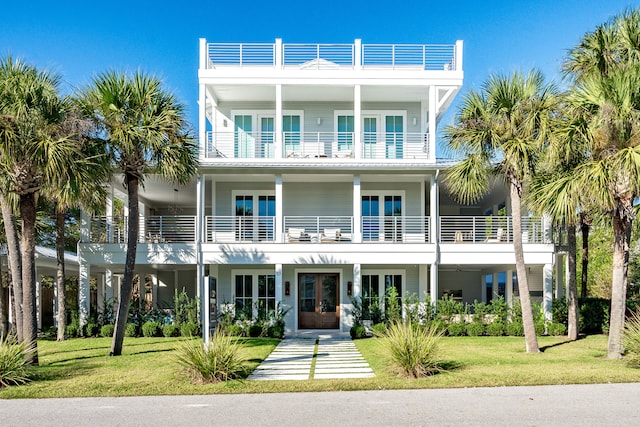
[439,216,548,244]
[205,42,458,71]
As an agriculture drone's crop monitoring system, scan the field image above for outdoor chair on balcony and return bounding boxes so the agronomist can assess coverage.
[287,228,307,242]
[485,228,504,243]
[320,228,342,242]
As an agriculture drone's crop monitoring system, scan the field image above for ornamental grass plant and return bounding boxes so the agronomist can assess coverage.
[624,310,640,368]
[0,337,33,388]
[383,320,444,378]
[176,329,246,383]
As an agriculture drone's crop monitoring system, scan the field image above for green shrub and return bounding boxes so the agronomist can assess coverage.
[535,319,546,336]
[371,323,388,337]
[125,323,139,337]
[383,321,443,378]
[447,322,466,337]
[65,324,79,338]
[85,322,99,337]
[162,324,180,338]
[385,287,402,324]
[142,321,162,337]
[350,325,367,339]
[547,322,567,336]
[267,324,284,339]
[181,321,200,337]
[224,324,244,337]
[428,319,448,335]
[248,324,263,338]
[552,298,568,326]
[624,310,640,368]
[176,328,247,383]
[466,322,485,337]
[100,324,115,337]
[579,298,610,334]
[0,338,33,387]
[507,321,524,336]
[485,321,505,337]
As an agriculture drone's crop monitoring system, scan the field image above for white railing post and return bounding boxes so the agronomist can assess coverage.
[275,38,282,68]
[354,39,362,69]
[455,40,463,71]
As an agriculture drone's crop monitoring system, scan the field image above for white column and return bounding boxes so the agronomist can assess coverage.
[506,269,514,307]
[354,38,362,70]
[197,174,204,244]
[97,273,105,314]
[35,269,41,330]
[430,263,438,304]
[105,268,113,301]
[353,263,361,299]
[429,173,439,244]
[275,38,282,68]
[78,258,90,328]
[275,175,283,243]
[151,273,158,309]
[428,86,437,162]
[455,40,464,71]
[197,174,205,331]
[275,84,283,158]
[106,187,114,242]
[354,84,362,159]
[419,264,429,299]
[543,263,554,322]
[198,40,206,159]
[275,263,283,304]
[353,175,361,243]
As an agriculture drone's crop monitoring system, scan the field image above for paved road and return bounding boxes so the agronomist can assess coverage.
[2,383,639,426]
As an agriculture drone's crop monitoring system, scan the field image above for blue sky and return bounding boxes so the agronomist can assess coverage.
[0,1,635,130]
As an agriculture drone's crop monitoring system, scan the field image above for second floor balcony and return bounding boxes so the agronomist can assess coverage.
[87,215,549,246]
[206,131,430,160]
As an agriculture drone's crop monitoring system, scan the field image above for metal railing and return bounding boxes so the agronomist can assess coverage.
[283,216,353,243]
[205,216,276,243]
[362,216,430,243]
[283,44,354,67]
[205,131,430,160]
[439,216,548,243]
[362,44,456,70]
[207,43,275,67]
[90,216,197,243]
[205,42,457,71]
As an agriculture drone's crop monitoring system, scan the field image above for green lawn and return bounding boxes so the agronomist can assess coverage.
[1,334,639,398]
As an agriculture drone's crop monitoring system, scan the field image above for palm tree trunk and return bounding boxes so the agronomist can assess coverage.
[1,194,23,341]
[607,208,631,359]
[55,208,67,341]
[0,269,7,338]
[580,213,590,298]
[20,192,38,365]
[510,182,539,353]
[110,174,139,356]
[567,224,578,340]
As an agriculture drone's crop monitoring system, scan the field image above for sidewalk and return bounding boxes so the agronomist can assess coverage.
[248,338,375,380]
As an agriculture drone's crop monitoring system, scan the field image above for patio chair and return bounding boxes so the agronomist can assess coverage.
[287,227,306,242]
[320,228,342,242]
[485,228,504,243]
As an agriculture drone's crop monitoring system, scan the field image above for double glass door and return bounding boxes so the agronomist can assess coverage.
[298,274,339,329]
[362,195,403,242]
[235,195,275,241]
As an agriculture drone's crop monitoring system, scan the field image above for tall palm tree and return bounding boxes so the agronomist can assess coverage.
[0,56,87,363]
[0,193,22,340]
[78,71,197,356]
[564,8,640,358]
[444,70,559,353]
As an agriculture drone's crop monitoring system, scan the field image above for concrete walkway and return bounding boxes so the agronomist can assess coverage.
[248,338,374,380]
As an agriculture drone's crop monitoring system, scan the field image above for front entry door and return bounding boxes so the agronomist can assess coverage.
[298,273,340,329]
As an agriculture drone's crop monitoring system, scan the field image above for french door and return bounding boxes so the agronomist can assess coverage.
[298,273,340,329]
[259,116,274,158]
[235,194,275,241]
[362,195,403,241]
[363,116,377,158]
[385,116,403,159]
[234,115,253,158]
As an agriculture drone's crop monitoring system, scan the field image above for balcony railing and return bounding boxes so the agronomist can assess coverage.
[206,42,458,71]
[205,131,429,160]
[90,216,196,243]
[362,216,430,243]
[439,216,548,244]
[284,216,353,243]
[205,216,276,243]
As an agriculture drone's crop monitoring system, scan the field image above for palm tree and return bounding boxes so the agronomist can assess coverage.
[444,70,559,353]
[0,56,88,363]
[0,193,22,340]
[564,8,640,358]
[78,71,197,356]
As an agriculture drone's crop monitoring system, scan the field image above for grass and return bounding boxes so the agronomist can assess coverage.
[1,334,640,398]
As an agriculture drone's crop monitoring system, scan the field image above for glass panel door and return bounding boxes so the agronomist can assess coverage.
[283,115,301,154]
[260,117,274,158]
[362,196,380,241]
[385,116,403,159]
[258,195,275,241]
[298,273,340,329]
[337,115,354,151]
[320,275,339,328]
[298,274,317,329]
[363,116,377,158]
[234,115,253,158]
[384,196,402,241]
[235,195,253,241]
